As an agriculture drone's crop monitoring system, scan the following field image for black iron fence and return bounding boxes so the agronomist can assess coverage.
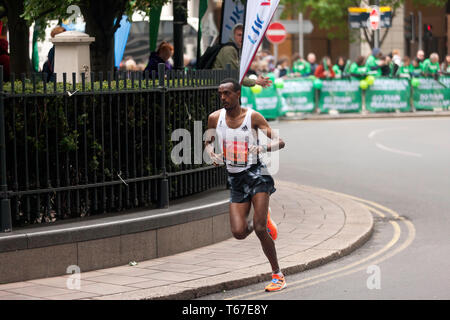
[0,64,237,231]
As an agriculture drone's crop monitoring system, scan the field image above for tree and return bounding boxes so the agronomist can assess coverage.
[2,0,32,74]
[12,0,169,75]
[280,0,447,49]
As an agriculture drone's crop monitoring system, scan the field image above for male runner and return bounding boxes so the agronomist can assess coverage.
[204,78,286,292]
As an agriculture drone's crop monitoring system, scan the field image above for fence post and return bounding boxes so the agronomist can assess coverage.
[0,66,12,232]
[158,63,169,208]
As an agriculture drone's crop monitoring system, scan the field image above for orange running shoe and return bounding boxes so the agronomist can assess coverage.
[265,274,287,292]
[267,207,278,240]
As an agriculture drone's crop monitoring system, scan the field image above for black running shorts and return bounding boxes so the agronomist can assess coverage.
[227,162,276,203]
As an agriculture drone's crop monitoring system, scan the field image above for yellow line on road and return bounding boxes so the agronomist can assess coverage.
[226,204,400,300]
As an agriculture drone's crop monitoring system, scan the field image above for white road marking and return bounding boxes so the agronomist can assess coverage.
[368,127,423,158]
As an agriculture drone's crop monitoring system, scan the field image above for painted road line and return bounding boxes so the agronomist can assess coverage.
[368,127,423,158]
[226,202,402,300]
[233,207,415,300]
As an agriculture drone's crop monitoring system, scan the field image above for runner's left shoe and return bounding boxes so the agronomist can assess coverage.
[265,274,287,292]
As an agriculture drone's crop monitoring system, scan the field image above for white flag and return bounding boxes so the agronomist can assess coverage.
[239,0,280,84]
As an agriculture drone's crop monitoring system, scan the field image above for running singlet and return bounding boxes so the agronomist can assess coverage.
[216,108,259,174]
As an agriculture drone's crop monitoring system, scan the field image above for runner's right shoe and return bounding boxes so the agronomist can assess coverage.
[267,207,278,240]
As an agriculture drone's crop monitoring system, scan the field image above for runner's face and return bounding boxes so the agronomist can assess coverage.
[218,83,240,110]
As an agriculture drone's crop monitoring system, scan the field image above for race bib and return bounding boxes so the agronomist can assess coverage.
[223,140,248,167]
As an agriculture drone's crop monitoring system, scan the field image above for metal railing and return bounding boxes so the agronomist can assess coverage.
[0,64,237,231]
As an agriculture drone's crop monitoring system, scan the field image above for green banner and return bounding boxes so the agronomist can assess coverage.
[413,77,450,110]
[278,78,315,114]
[366,78,411,112]
[241,86,256,110]
[253,85,282,119]
[319,80,362,113]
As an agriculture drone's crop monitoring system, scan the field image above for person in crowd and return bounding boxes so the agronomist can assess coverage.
[365,48,382,77]
[314,56,335,79]
[349,56,368,79]
[391,49,402,67]
[441,54,450,74]
[212,23,271,88]
[291,53,311,77]
[387,53,398,76]
[42,26,66,81]
[396,56,412,78]
[416,49,425,68]
[421,52,440,76]
[332,56,346,79]
[247,61,259,77]
[0,38,10,82]
[144,41,174,76]
[378,55,394,77]
[411,58,423,77]
[307,52,318,75]
[274,57,290,78]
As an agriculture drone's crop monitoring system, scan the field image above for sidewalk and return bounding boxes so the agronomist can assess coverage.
[0,181,373,300]
[281,110,450,121]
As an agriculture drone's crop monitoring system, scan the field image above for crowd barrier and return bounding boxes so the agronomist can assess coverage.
[241,76,450,119]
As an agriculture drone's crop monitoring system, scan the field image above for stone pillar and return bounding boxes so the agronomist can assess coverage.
[51,31,95,83]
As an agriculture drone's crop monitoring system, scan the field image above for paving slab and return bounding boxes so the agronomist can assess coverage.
[0,181,373,300]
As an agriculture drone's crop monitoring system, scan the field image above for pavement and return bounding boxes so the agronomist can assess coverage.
[281,110,450,121]
[0,181,373,300]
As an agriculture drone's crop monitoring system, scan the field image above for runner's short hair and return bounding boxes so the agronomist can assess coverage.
[220,78,241,92]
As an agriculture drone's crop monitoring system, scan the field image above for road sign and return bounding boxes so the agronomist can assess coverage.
[368,6,380,30]
[348,6,392,29]
[266,22,287,44]
[277,19,314,34]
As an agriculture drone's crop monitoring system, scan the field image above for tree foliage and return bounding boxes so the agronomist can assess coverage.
[280,0,447,48]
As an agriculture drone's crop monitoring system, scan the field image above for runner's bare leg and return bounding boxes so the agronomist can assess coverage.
[229,202,253,240]
[251,192,280,273]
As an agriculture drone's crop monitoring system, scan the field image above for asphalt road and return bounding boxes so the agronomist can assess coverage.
[200,117,450,300]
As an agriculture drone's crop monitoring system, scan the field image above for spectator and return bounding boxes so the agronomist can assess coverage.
[248,61,259,76]
[349,56,368,79]
[42,26,66,81]
[314,56,335,79]
[144,41,174,76]
[365,48,382,77]
[441,54,450,74]
[379,55,393,77]
[416,50,425,68]
[274,57,290,78]
[422,52,440,76]
[411,58,423,77]
[396,56,412,78]
[332,56,346,78]
[387,53,398,76]
[0,38,10,82]
[307,53,318,75]
[392,49,402,66]
[212,23,271,87]
[292,53,311,77]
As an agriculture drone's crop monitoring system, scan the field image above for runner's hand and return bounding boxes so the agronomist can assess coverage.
[209,152,224,166]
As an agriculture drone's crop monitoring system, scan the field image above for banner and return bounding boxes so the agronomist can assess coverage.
[319,80,362,113]
[278,78,315,114]
[366,78,411,112]
[221,0,245,44]
[253,85,282,119]
[413,77,450,110]
[241,86,257,110]
[240,0,280,84]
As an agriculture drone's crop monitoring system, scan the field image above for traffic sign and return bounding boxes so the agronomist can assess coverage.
[266,22,287,44]
[348,6,392,29]
[368,6,380,30]
[277,19,314,34]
